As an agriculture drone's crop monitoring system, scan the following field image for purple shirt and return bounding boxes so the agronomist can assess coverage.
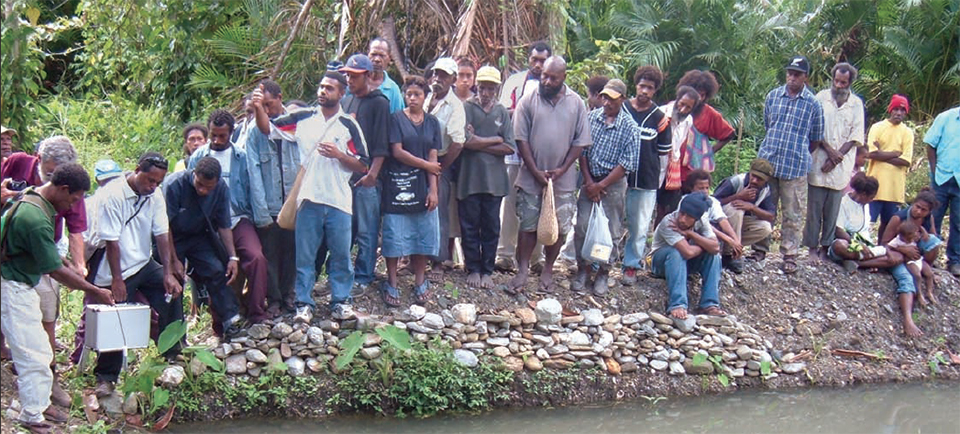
[1,153,87,241]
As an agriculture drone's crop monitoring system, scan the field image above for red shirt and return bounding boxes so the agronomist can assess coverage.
[680,103,736,181]
[1,153,87,241]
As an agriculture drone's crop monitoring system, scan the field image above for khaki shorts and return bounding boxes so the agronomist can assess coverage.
[34,274,60,322]
[516,188,576,235]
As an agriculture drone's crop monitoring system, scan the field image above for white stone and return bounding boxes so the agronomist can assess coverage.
[650,360,668,371]
[454,349,478,367]
[451,304,477,324]
[535,298,563,325]
[225,355,247,374]
[622,312,649,325]
[582,309,604,326]
[245,349,268,363]
[422,313,445,330]
[286,356,306,376]
[158,366,185,388]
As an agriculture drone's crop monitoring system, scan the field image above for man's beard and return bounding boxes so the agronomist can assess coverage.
[832,86,850,105]
[672,107,689,123]
[319,99,339,108]
[540,83,561,100]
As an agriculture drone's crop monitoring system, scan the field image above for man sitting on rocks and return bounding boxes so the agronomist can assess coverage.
[649,192,725,320]
[712,158,777,271]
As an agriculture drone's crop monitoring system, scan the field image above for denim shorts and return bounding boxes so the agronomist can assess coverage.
[382,209,440,258]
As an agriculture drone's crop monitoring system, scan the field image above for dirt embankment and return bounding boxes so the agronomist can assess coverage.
[2,252,959,430]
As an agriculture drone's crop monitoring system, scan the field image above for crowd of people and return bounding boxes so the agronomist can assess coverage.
[1,38,958,431]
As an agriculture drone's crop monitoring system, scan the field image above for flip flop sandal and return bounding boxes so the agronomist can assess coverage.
[380,281,401,307]
[781,257,799,274]
[699,306,728,316]
[413,281,431,305]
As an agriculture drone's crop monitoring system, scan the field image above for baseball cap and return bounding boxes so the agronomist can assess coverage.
[339,54,373,74]
[599,79,628,100]
[432,57,458,76]
[748,158,774,182]
[785,56,810,74]
[0,125,16,136]
[94,159,123,182]
[475,66,501,84]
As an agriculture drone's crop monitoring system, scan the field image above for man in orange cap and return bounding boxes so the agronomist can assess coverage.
[866,94,913,238]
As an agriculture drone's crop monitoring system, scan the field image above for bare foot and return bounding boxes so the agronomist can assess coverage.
[926,291,938,305]
[428,264,444,281]
[466,272,482,288]
[539,267,554,292]
[903,320,923,337]
[480,274,495,289]
[668,306,688,320]
[916,293,929,309]
[507,271,528,295]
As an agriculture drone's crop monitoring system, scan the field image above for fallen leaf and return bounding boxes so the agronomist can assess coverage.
[946,348,960,365]
[151,403,175,432]
[125,413,143,427]
[82,392,99,424]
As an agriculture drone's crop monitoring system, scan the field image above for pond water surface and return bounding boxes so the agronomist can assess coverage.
[171,381,959,433]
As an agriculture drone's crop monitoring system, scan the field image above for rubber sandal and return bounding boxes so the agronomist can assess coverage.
[781,257,799,274]
[380,281,401,307]
[413,281,431,305]
[699,306,728,316]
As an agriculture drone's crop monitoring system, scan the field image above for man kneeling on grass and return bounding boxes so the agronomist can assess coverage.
[649,192,725,319]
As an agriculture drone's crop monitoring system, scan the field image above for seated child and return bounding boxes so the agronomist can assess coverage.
[887,220,936,306]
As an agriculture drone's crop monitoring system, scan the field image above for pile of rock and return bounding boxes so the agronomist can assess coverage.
[208,298,806,380]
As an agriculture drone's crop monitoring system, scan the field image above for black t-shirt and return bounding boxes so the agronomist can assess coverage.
[382,111,442,214]
[623,102,671,190]
[341,89,391,162]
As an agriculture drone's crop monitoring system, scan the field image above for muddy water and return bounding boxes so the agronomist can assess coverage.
[171,382,959,433]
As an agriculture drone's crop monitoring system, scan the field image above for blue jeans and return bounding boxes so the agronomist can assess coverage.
[932,176,959,265]
[651,247,721,311]
[352,184,381,285]
[888,234,941,294]
[623,188,657,269]
[296,201,354,308]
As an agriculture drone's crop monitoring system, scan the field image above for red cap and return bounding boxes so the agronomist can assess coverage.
[887,94,909,113]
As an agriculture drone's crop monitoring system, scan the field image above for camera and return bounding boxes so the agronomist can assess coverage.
[6,179,28,191]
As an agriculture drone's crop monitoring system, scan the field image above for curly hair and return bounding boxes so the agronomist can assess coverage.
[585,75,610,96]
[51,163,91,194]
[677,70,719,101]
[402,75,428,93]
[914,187,940,209]
[849,172,879,196]
[633,65,664,90]
[195,156,222,181]
[207,109,236,134]
[38,136,78,166]
[831,62,859,82]
[682,169,712,194]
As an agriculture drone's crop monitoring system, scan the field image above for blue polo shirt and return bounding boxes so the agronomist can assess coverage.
[924,106,960,186]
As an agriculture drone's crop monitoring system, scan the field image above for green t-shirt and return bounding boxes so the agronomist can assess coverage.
[1,190,62,286]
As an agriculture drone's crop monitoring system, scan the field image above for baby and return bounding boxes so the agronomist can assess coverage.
[888,220,936,306]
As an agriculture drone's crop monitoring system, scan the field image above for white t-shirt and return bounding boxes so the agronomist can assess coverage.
[207,147,242,227]
[93,177,169,286]
[836,194,872,242]
[650,210,716,255]
[888,236,922,269]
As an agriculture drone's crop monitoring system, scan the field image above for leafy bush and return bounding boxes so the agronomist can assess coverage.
[28,95,183,172]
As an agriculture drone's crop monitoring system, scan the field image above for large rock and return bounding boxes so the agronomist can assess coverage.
[535,299,562,325]
[683,358,715,375]
[492,347,511,358]
[503,356,524,372]
[453,349,479,368]
[307,327,325,345]
[245,349,268,364]
[225,354,248,374]
[158,366,185,388]
[782,362,806,374]
[360,347,382,360]
[650,360,668,371]
[622,312,649,325]
[487,337,510,347]
[399,305,427,321]
[562,331,592,346]
[649,312,672,325]
[286,356,306,376]
[422,313,445,330]
[582,309,604,326]
[451,304,477,324]
[267,348,284,369]
[247,323,271,340]
[363,333,382,347]
[525,356,543,371]
[672,315,697,333]
[698,315,734,327]
[270,322,293,339]
[516,308,537,324]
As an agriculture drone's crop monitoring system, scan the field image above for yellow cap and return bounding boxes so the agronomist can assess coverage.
[475,66,502,84]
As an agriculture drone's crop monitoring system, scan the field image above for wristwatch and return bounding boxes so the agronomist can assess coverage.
[229,256,240,262]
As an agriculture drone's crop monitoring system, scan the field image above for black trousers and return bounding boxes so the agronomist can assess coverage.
[94,260,184,382]
[458,194,503,275]
[176,236,240,327]
[257,223,296,307]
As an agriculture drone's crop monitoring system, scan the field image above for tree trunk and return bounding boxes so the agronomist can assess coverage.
[272,0,315,79]
[378,17,409,80]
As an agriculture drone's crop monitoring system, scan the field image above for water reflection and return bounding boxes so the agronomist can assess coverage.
[171,382,959,433]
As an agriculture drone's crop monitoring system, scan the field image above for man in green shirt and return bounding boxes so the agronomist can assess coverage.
[1,163,113,431]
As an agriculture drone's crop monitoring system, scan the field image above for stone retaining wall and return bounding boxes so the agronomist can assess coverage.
[205,299,807,381]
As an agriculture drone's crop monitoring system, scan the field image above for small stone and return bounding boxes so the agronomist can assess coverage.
[452,304,477,324]
[270,322,293,339]
[122,392,140,415]
[736,345,753,360]
[441,309,456,327]
[561,315,584,325]
[605,358,621,375]
[247,323,271,340]
[478,314,508,323]
[99,392,123,416]
[563,331,592,346]
[454,349,479,367]
[668,361,685,375]
[597,331,614,349]
[400,305,427,321]
[525,356,543,371]
[363,333,382,347]
[672,315,697,333]
[730,367,745,377]
[650,360,668,371]
[649,312,672,325]
[492,347,511,358]
[487,337,510,347]
[651,349,670,361]
[280,342,292,359]
[189,356,207,377]
[542,359,575,369]
[622,312,649,325]
[225,354,247,374]
[621,362,639,373]
[243,349,267,364]
[582,309,604,326]
[796,322,823,336]
[306,357,323,373]
[317,320,340,333]
[697,315,734,327]
[360,347,381,360]
[503,356,524,372]
[781,362,806,374]
[535,299,563,325]
[286,356,306,376]
[746,360,762,371]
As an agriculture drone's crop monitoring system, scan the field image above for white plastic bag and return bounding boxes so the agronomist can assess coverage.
[581,202,613,263]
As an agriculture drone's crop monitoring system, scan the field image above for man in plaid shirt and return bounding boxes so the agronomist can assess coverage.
[756,55,825,274]
[573,79,639,295]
